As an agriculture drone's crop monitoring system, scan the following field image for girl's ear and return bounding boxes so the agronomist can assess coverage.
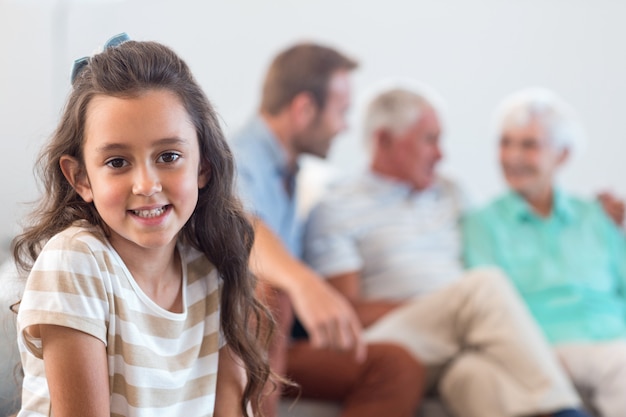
[59,155,94,203]
[198,163,210,189]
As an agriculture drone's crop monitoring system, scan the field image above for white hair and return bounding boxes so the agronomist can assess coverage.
[493,87,586,153]
[361,78,446,151]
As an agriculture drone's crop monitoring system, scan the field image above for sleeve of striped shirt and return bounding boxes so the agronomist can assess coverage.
[303,199,363,279]
[18,231,110,358]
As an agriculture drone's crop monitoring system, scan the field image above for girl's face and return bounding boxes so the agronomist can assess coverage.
[63,89,208,256]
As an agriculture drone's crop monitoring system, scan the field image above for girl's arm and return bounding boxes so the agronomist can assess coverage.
[39,324,110,417]
[214,345,249,417]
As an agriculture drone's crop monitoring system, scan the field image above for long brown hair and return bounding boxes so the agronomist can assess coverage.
[13,39,272,415]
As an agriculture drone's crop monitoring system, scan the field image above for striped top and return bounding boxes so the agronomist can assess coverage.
[304,172,467,300]
[17,223,223,417]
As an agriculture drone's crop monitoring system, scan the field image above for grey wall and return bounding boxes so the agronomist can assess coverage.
[2,0,625,259]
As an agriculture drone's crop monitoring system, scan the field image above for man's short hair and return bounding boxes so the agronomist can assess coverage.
[362,80,444,151]
[494,87,585,153]
[260,43,358,115]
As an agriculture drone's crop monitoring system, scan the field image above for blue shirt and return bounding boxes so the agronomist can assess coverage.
[230,117,303,257]
[463,190,626,344]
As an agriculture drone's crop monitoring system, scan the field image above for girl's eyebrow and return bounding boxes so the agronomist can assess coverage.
[94,137,190,153]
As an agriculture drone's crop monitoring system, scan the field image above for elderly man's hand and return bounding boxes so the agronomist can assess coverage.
[289,273,366,362]
[598,191,625,227]
[249,219,367,361]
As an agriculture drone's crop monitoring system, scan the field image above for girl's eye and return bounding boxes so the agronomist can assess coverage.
[106,158,128,169]
[158,152,181,163]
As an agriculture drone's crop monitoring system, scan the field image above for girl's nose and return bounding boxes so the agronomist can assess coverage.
[132,166,162,196]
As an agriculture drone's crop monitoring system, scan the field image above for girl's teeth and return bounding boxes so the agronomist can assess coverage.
[133,207,165,218]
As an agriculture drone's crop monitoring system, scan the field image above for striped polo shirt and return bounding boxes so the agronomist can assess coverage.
[17,223,222,416]
[304,172,467,300]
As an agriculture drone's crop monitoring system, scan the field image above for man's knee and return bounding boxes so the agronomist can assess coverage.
[439,353,509,417]
[439,353,502,404]
[463,266,516,298]
[366,343,425,391]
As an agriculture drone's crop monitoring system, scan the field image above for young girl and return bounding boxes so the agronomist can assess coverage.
[12,34,272,417]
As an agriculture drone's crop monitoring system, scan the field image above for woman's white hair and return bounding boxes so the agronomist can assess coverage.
[361,78,446,152]
[493,87,586,153]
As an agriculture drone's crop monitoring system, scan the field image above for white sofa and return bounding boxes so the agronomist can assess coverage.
[0,260,24,416]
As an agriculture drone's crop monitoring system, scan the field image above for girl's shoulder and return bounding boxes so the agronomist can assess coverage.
[177,242,221,287]
[45,220,109,252]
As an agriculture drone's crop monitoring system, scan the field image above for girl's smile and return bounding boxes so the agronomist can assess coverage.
[129,204,172,227]
[130,205,169,218]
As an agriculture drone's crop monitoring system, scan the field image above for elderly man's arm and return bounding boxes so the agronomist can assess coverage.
[327,271,404,328]
[250,219,366,361]
[597,191,625,228]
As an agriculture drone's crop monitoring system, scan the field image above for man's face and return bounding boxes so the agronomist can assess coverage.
[499,119,565,199]
[293,70,351,158]
[387,107,443,190]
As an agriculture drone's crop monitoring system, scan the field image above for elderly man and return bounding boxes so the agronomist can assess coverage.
[303,83,589,417]
[230,45,424,417]
[463,88,626,417]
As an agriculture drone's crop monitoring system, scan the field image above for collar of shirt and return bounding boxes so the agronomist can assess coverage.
[505,188,575,224]
[249,116,300,181]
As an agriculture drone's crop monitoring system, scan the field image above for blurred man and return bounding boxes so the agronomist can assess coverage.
[303,83,589,417]
[231,44,423,417]
[464,88,626,417]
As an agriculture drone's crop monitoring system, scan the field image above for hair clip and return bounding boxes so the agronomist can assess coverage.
[70,32,131,85]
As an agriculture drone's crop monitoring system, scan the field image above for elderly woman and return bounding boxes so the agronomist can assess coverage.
[463,88,626,417]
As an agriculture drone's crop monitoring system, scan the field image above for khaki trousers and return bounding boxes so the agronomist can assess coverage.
[364,267,581,417]
[556,340,626,417]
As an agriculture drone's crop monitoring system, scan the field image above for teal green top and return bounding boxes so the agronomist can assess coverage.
[463,189,626,344]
